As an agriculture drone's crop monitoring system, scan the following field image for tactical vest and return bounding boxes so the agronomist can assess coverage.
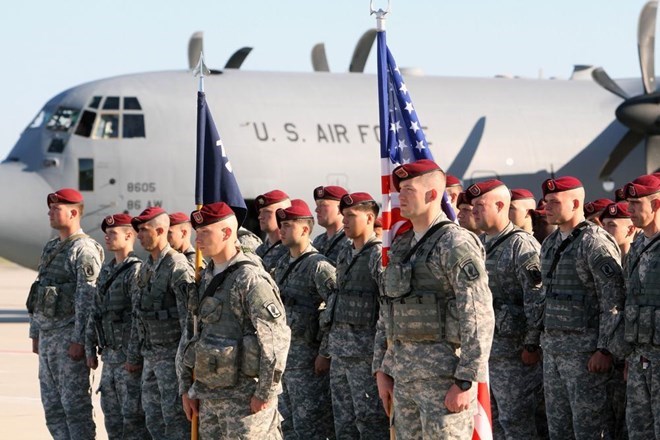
[189,261,264,389]
[542,230,598,332]
[96,258,139,349]
[624,240,660,345]
[383,223,460,344]
[136,249,181,347]
[31,236,86,319]
[334,242,380,327]
[486,230,526,338]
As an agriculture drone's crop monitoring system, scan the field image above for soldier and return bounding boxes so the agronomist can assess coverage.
[255,189,291,271]
[617,175,660,440]
[467,180,545,439]
[238,226,263,254]
[272,199,336,439]
[168,211,197,266]
[27,188,104,439]
[373,160,494,438]
[85,213,148,440]
[584,198,614,227]
[456,191,483,234]
[601,202,636,260]
[445,173,463,212]
[323,192,389,439]
[312,185,351,264]
[532,199,557,244]
[177,202,291,438]
[127,207,195,439]
[509,188,536,234]
[539,176,625,440]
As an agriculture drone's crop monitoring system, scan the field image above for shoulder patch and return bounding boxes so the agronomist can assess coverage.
[525,263,543,286]
[600,262,616,278]
[83,264,96,278]
[264,302,282,319]
[460,259,480,281]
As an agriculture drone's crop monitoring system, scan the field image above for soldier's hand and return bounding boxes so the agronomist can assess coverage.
[375,371,394,417]
[67,342,85,361]
[31,338,39,354]
[314,355,331,376]
[124,362,143,373]
[521,348,541,366]
[444,384,471,413]
[86,356,98,370]
[250,396,269,414]
[182,393,199,422]
[587,350,613,373]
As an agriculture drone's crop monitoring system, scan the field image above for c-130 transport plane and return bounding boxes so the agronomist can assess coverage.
[2,2,660,269]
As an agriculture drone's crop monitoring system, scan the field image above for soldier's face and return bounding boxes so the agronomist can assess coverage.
[471,195,498,231]
[627,196,658,229]
[457,204,479,233]
[544,193,576,225]
[167,224,185,250]
[137,224,159,252]
[279,220,306,247]
[195,223,227,258]
[398,179,426,219]
[315,200,341,228]
[48,203,75,230]
[509,200,530,227]
[603,218,635,247]
[342,207,371,239]
[104,227,131,252]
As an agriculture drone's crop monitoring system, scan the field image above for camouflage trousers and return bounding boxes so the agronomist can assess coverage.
[141,355,190,440]
[626,353,660,440]
[98,361,149,440]
[196,376,283,439]
[490,355,544,439]
[38,325,95,440]
[606,360,627,440]
[279,367,335,439]
[393,375,476,439]
[329,356,389,439]
[543,351,612,440]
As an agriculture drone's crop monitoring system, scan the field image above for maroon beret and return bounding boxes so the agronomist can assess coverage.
[446,174,461,188]
[190,202,235,229]
[392,159,442,192]
[614,187,626,202]
[456,191,470,207]
[541,176,583,197]
[313,185,348,201]
[255,190,289,209]
[624,174,660,199]
[276,199,313,226]
[339,192,377,212]
[168,212,190,226]
[101,213,133,232]
[600,202,631,221]
[131,207,167,231]
[584,198,613,216]
[510,188,535,201]
[464,179,506,204]
[47,188,83,207]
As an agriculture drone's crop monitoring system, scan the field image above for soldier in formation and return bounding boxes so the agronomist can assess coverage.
[312,185,351,264]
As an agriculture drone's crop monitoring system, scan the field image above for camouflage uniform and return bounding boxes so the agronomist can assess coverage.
[540,223,625,440]
[238,227,263,253]
[256,238,289,272]
[324,235,389,439]
[182,245,197,267]
[480,222,545,440]
[312,228,351,264]
[620,233,660,440]
[28,233,104,440]
[130,244,195,439]
[177,252,291,439]
[85,253,148,440]
[272,245,336,439]
[373,213,494,438]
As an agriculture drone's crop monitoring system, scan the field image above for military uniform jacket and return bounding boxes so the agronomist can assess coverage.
[312,229,351,265]
[176,252,291,401]
[85,253,142,364]
[271,244,336,369]
[238,227,263,253]
[129,244,195,360]
[29,233,104,344]
[373,213,494,383]
[325,235,383,358]
[539,223,625,354]
[256,238,288,272]
[480,223,543,358]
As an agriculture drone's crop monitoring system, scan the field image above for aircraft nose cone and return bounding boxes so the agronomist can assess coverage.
[0,162,54,268]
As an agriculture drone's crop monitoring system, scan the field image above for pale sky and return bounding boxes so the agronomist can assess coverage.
[0,0,654,159]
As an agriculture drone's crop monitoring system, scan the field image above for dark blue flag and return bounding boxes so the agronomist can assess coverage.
[195,91,247,225]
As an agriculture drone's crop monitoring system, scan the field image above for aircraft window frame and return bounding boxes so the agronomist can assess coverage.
[93,114,119,139]
[89,96,102,109]
[75,110,96,138]
[122,114,145,138]
[123,97,142,110]
[28,110,48,129]
[46,107,80,132]
[103,97,120,110]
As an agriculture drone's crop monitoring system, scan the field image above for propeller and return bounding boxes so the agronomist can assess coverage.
[311,43,330,72]
[225,47,253,69]
[592,0,660,177]
[188,32,204,70]
[311,29,377,73]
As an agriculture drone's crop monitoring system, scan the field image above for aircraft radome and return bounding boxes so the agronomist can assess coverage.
[2,2,660,270]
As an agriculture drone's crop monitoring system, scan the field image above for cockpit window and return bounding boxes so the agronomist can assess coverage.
[46,107,80,132]
[72,96,145,139]
[124,97,141,110]
[94,114,119,139]
[28,110,47,129]
[75,110,96,137]
[89,96,102,109]
[103,97,120,110]
[123,114,145,138]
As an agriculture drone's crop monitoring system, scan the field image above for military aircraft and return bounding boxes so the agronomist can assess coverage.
[1,2,659,270]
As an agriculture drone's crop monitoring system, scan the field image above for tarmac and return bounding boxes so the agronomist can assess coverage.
[0,259,108,439]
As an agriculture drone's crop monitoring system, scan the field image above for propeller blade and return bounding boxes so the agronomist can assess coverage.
[188,31,204,70]
[638,0,658,94]
[224,47,253,69]
[311,43,330,72]
[646,135,660,173]
[599,130,645,178]
[591,67,629,99]
[349,29,377,73]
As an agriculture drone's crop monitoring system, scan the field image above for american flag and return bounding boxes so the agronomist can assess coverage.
[375,29,492,440]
